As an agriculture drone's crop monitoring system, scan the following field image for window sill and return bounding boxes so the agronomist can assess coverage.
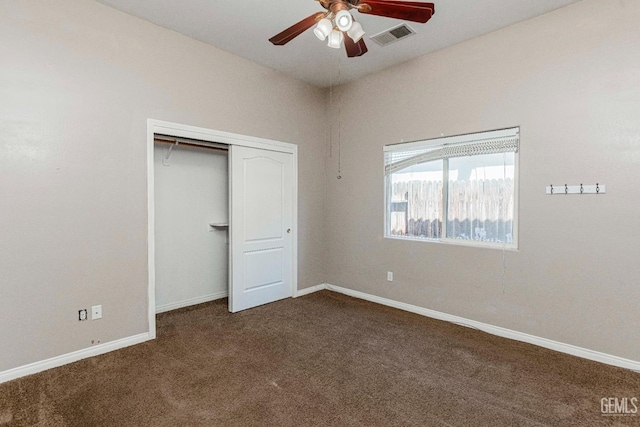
[384,235,519,251]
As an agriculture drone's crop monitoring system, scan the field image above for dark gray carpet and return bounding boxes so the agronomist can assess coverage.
[1,290,638,426]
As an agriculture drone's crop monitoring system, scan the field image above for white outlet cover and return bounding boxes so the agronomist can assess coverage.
[91,305,102,320]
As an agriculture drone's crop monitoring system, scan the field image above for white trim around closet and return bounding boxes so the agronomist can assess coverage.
[147,119,298,338]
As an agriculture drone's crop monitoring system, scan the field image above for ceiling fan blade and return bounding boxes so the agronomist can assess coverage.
[344,34,368,57]
[358,1,434,23]
[269,12,325,46]
[356,0,432,9]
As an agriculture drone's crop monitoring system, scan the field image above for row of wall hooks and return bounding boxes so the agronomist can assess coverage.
[546,183,606,195]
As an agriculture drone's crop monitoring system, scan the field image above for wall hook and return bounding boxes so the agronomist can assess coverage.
[546,183,606,195]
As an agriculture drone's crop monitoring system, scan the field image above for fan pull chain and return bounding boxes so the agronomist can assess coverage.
[329,71,333,161]
[337,54,342,179]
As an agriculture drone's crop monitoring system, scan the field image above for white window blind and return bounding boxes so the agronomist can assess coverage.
[385,127,519,175]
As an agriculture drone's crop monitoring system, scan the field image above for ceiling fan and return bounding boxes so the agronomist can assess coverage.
[269,0,435,58]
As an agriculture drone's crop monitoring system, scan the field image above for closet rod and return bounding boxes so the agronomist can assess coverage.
[154,135,228,152]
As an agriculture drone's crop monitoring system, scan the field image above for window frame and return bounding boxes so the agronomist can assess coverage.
[383,127,519,250]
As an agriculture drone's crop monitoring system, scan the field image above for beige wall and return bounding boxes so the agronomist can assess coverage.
[2,0,639,374]
[327,0,640,361]
[325,0,640,361]
[0,0,326,371]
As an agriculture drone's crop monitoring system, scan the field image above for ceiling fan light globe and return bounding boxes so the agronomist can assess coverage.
[335,10,353,32]
[314,18,332,41]
[347,21,365,43]
[327,29,344,49]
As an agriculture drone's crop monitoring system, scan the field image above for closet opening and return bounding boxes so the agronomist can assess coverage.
[153,134,229,315]
[147,119,298,338]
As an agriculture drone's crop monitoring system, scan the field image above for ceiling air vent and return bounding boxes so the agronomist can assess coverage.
[370,23,416,47]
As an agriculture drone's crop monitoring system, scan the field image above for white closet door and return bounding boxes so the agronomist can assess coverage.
[229,145,293,312]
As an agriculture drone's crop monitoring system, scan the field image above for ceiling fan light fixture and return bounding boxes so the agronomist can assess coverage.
[335,10,353,32]
[327,29,344,48]
[347,21,365,43]
[313,18,333,40]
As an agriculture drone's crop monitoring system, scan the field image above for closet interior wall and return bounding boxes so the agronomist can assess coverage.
[153,139,229,313]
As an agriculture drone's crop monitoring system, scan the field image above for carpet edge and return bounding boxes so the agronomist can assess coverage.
[324,283,640,373]
[0,332,152,384]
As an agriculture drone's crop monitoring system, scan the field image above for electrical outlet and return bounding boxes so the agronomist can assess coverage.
[387,271,394,282]
[78,309,88,321]
[91,305,102,320]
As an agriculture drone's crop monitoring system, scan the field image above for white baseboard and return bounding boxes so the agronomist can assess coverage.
[0,332,152,384]
[156,291,228,314]
[317,283,640,373]
[294,284,327,298]
[4,283,637,385]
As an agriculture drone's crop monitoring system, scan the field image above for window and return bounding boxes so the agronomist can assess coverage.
[384,127,518,248]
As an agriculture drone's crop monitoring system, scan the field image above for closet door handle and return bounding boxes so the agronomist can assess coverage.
[287,228,291,233]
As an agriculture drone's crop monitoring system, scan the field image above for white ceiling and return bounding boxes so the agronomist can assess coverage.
[95,0,583,88]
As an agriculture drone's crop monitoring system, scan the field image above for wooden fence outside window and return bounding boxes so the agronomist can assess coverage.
[390,178,514,243]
